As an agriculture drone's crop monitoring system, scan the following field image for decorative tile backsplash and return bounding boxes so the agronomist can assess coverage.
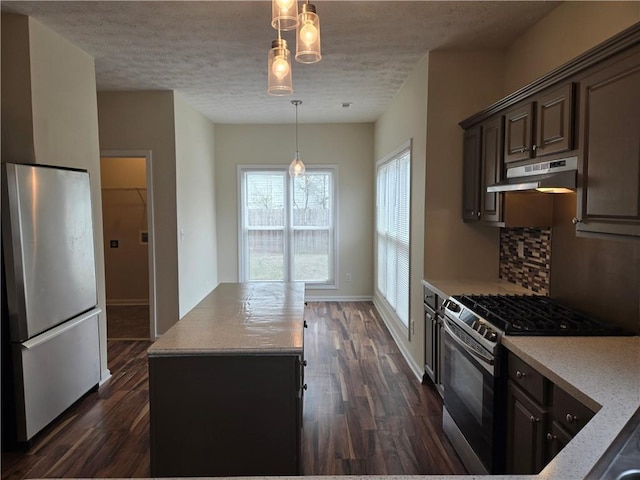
[499,227,551,294]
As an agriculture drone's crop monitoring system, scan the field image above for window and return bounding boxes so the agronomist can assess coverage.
[239,167,336,287]
[376,146,410,328]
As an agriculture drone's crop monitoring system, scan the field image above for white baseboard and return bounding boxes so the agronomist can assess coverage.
[106,299,150,307]
[372,296,423,382]
[99,369,111,386]
[304,295,373,302]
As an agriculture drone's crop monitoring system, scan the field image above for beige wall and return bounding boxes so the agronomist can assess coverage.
[1,14,109,382]
[214,123,374,299]
[174,93,218,317]
[101,157,149,305]
[424,50,506,281]
[374,55,428,375]
[97,91,179,336]
[504,1,640,93]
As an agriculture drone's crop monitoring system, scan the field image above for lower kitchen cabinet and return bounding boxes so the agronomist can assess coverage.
[423,285,444,397]
[149,354,304,477]
[506,351,595,474]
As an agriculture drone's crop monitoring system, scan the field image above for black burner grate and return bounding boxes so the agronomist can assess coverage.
[455,294,629,336]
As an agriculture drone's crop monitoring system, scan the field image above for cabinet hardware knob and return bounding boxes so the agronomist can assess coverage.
[566,414,576,424]
[426,313,432,320]
[304,320,308,328]
[303,384,308,391]
[303,360,308,367]
[546,433,556,441]
[516,370,526,379]
[476,211,481,217]
[530,416,540,423]
[572,217,583,225]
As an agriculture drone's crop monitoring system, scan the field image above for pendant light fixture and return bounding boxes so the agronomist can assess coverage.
[267,28,293,96]
[272,0,298,31]
[295,1,321,64]
[289,100,305,177]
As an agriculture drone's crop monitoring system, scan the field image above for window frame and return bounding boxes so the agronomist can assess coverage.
[238,165,338,289]
[375,141,412,333]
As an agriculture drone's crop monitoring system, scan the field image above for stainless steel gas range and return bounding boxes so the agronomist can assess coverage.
[440,294,629,475]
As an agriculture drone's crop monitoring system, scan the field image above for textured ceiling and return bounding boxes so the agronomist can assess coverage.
[2,1,560,123]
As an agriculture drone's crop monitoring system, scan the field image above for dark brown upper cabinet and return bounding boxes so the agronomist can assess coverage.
[576,46,640,239]
[505,103,535,163]
[481,116,504,223]
[462,125,482,222]
[504,83,575,164]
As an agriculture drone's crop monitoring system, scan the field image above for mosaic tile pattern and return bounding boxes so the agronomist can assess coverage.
[499,227,551,294]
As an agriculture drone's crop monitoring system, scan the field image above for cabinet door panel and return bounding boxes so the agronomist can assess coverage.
[536,83,574,156]
[578,50,640,237]
[506,381,547,474]
[462,126,482,221]
[505,103,534,163]
[481,116,504,223]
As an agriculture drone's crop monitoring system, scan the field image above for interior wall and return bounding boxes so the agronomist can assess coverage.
[214,122,374,300]
[174,93,218,317]
[503,2,640,332]
[504,1,640,93]
[97,91,179,336]
[424,50,506,281]
[1,14,109,382]
[101,157,149,305]
[373,55,428,375]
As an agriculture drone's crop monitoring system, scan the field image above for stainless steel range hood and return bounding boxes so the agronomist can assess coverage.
[487,157,578,193]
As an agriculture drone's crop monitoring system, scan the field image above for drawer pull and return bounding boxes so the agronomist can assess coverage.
[566,413,576,424]
[546,433,556,441]
[516,370,527,379]
[530,416,540,423]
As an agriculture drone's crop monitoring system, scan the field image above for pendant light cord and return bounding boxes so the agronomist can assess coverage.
[295,102,299,153]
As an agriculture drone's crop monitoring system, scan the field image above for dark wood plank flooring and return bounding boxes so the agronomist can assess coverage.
[106,305,150,340]
[1,301,465,478]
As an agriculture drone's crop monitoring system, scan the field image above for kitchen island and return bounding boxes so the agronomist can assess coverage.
[147,282,306,478]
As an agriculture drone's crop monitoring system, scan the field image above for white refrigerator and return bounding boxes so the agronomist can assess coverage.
[2,162,101,444]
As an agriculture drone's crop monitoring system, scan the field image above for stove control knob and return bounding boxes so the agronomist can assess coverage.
[471,320,480,330]
[486,330,498,341]
[477,324,486,335]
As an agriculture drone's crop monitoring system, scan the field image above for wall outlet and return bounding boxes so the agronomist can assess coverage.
[345,273,352,283]
[517,241,525,258]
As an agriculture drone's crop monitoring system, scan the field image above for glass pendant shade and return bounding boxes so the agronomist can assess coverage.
[272,0,298,31]
[267,38,293,96]
[289,151,305,177]
[295,3,321,64]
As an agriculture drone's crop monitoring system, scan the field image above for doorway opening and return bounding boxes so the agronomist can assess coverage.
[100,151,157,340]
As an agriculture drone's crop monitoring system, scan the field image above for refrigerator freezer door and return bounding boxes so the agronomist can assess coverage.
[13,308,101,442]
[2,163,98,342]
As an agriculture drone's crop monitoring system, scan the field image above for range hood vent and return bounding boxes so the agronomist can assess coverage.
[487,157,578,193]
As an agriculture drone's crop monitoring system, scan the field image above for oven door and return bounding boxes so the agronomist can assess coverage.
[442,316,504,474]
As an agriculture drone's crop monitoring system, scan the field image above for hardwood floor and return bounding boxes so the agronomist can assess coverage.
[106,305,150,340]
[302,302,465,475]
[1,301,465,478]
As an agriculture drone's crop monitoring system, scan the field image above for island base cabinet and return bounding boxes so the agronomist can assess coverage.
[149,354,302,477]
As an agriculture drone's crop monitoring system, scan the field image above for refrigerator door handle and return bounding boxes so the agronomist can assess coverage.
[22,307,102,350]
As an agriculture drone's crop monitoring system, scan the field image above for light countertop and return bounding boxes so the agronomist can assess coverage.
[147,282,305,357]
[422,277,535,299]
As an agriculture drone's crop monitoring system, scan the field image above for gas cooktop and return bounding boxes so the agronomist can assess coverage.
[452,294,630,336]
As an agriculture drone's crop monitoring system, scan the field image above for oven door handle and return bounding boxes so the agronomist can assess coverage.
[442,318,495,367]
